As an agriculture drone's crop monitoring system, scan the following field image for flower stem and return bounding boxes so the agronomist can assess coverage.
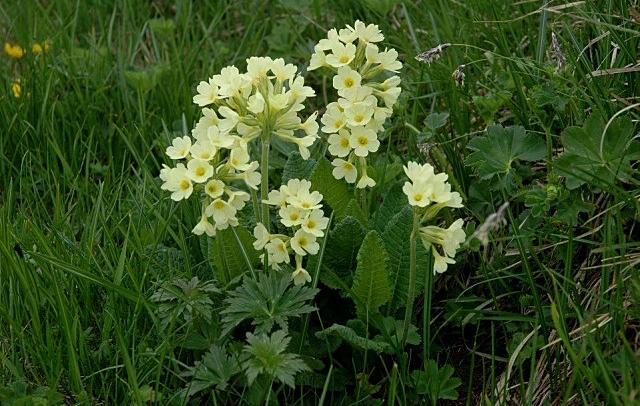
[260,136,271,272]
[402,209,421,347]
[423,246,433,362]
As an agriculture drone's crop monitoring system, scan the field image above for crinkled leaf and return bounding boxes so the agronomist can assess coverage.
[382,207,428,310]
[318,216,366,290]
[282,152,317,183]
[210,227,260,284]
[424,112,449,131]
[351,231,391,316]
[316,323,391,353]
[310,157,352,217]
[371,182,407,233]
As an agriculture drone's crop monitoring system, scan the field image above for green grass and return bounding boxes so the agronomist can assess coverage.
[1,0,639,404]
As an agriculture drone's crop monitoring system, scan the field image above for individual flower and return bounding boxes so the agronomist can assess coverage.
[290,229,319,256]
[301,209,329,237]
[166,136,192,160]
[205,198,237,225]
[333,67,362,98]
[266,238,290,264]
[4,43,24,59]
[291,262,311,286]
[331,159,357,183]
[187,159,214,183]
[328,129,352,157]
[204,179,225,198]
[349,127,379,157]
[253,223,272,250]
[192,215,216,237]
[160,164,193,201]
[193,78,219,106]
[325,42,356,68]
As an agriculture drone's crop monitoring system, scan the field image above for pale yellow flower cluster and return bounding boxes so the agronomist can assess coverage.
[403,162,465,273]
[192,57,319,158]
[160,129,256,236]
[253,179,329,285]
[309,21,402,188]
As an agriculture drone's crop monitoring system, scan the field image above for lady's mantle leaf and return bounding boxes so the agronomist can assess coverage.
[466,125,546,180]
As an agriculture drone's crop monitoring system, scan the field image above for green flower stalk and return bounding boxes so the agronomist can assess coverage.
[400,161,465,351]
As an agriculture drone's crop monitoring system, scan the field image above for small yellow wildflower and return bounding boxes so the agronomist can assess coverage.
[32,40,51,54]
[4,43,25,59]
[11,81,21,98]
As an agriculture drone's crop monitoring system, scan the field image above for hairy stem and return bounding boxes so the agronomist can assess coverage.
[402,209,421,347]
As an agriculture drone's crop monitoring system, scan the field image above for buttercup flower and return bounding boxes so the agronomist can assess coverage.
[4,43,24,59]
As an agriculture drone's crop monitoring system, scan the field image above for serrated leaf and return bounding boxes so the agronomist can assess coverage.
[221,272,318,336]
[412,360,462,402]
[343,199,368,226]
[351,231,391,316]
[554,114,640,189]
[210,227,260,284]
[316,323,391,353]
[242,330,309,388]
[185,345,241,395]
[382,207,428,310]
[371,182,407,233]
[466,125,545,181]
[310,157,352,217]
[282,152,317,183]
[318,216,366,289]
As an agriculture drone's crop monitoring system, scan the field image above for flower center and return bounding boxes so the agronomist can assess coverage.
[335,119,343,128]
[299,237,308,246]
[340,138,349,148]
[357,136,368,146]
[301,202,311,209]
[195,167,206,177]
[354,114,364,123]
[343,163,354,170]
[214,201,225,209]
[414,193,423,202]
[179,180,190,191]
[307,220,316,229]
[290,213,299,221]
[339,55,350,64]
[344,78,354,87]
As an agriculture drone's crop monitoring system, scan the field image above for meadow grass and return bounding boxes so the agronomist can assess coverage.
[1,0,639,404]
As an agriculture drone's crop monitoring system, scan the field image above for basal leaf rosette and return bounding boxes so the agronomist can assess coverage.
[309,21,402,189]
[159,57,319,235]
[253,179,329,286]
[403,162,465,273]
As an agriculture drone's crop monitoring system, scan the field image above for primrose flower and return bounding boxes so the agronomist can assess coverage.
[312,21,402,188]
[4,43,24,59]
[253,178,329,285]
[331,159,357,184]
[402,160,466,274]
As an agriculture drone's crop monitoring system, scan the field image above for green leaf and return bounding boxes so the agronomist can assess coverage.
[423,111,449,131]
[220,272,318,336]
[472,90,512,123]
[316,323,391,353]
[242,330,309,388]
[554,114,640,189]
[318,216,366,289]
[382,207,428,309]
[185,345,241,395]
[343,199,368,226]
[210,227,260,284]
[371,182,407,233]
[310,157,352,217]
[282,152,317,183]
[351,231,391,316]
[466,125,546,181]
[412,360,462,402]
